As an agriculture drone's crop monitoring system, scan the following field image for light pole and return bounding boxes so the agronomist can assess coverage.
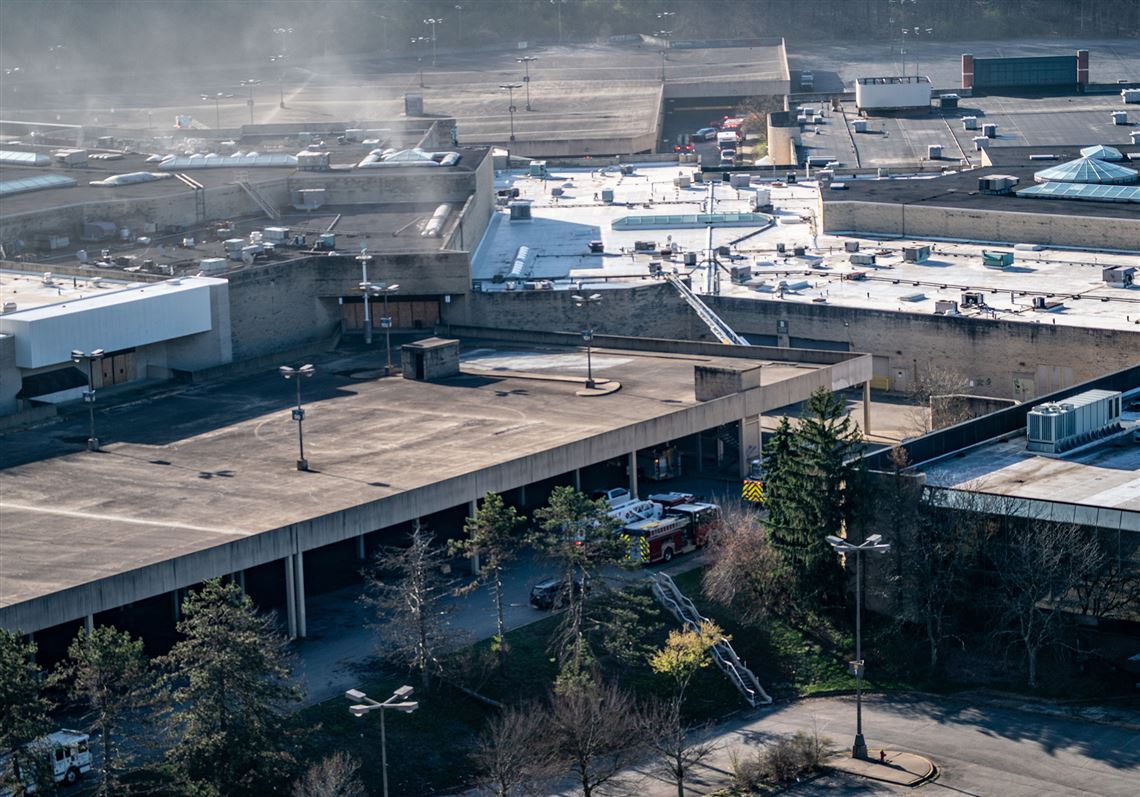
[517,56,537,111]
[551,0,566,42]
[239,78,260,124]
[424,17,443,66]
[572,292,601,389]
[279,364,315,471]
[826,532,891,760]
[270,54,287,107]
[500,83,521,142]
[454,5,463,32]
[345,686,419,797]
[357,248,374,346]
[411,37,430,86]
[200,92,223,129]
[377,284,399,373]
[70,349,104,451]
[659,47,669,82]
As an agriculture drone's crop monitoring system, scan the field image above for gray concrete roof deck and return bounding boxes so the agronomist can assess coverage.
[0,337,860,632]
[919,428,1140,512]
[820,168,1140,220]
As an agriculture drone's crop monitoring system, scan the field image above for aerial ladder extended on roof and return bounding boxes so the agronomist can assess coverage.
[236,180,281,221]
[665,273,750,346]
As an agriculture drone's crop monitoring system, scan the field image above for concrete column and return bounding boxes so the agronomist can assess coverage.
[357,534,366,561]
[696,434,704,470]
[236,570,245,591]
[573,469,581,491]
[285,555,297,639]
[172,589,182,621]
[519,485,527,507]
[468,499,481,575]
[628,451,638,498]
[294,551,307,639]
[863,381,872,435]
[84,614,94,633]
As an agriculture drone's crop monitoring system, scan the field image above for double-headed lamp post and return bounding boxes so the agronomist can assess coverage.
[70,349,104,451]
[500,83,521,142]
[279,364,315,471]
[572,292,602,389]
[366,283,400,373]
[357,249,375,345]
[423,17,443,66]
[826,532,891,759]
[517,56,537,110]
[239,78,260,124]
[345,686,418,797]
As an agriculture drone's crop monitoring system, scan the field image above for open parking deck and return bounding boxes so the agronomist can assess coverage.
[0,335,868,634]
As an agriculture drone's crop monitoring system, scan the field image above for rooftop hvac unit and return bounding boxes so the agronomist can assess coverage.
[927,144,943,159]
[508,201,532,221]
[934,299,959,315]
[684,252,697,266]
[850,252,876,265]
[1123,89,1140,104]
[844,240,860,252]
[1111,111,1128,125]
[963,116,978,130]
[588,240,604,254]
[973,136,989,151]
[1103,266,1136,287]
[978,174,1019,194]
[961,291,984,307]
[1026,389,1122,454]
[903,245,931,262]
[601,188,614,203]
[853,120,868,133]
[939,94,959,109]
[634,240,658,252]
[982,123,997,138]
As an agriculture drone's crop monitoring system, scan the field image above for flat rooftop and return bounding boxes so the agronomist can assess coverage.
[918,416,1140,515]
[0,339,827,616]
[1,41,787,149]
[794,94,1134,170]
[470,163,1140,332]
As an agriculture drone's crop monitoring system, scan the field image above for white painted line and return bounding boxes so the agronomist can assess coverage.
[2,503,247,537]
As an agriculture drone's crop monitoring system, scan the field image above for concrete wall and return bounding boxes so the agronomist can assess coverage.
[0,334,19,414]
[442,284,1140,402]
[312,252,471,299]
[224,260,342,360]
[287,169,477,206]
[445,148,494,254]
[707,295,1140,401]
[822,200,1140,252]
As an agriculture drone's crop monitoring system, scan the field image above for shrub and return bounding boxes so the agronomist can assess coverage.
[730,729,833,791]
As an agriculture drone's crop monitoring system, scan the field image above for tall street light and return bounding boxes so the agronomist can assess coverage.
[551,0,566,42]
[270,54,287,107]
[454,5,463,32]
[200,92,224,128]
[70,349,104,451]
[239,78,260,124]
[500,83,521,142]
[411,37,430,87]
[826,532,891,759]
[375,284,399,374]
[572,292,602,389]
[423,17,443,66]
[517,56,538,111]
[279,364,315,471]
[357,248,375,346]
[345,686,419,797]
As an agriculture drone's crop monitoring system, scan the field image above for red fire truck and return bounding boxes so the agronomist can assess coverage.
[623,502,720,564]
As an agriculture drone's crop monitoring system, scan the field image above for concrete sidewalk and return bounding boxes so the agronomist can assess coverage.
[828,748,935,786]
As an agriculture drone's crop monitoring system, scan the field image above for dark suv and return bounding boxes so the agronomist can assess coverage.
[529,575,585,610]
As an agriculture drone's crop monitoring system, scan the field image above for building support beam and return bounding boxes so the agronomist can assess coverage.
[739,415,763,478]
[468,499,481,575]
[863,381,872,436]
[84,614,94,633]
[285,555,297,639]
[357,534,366,561]
[574,468,581,491]
[519,485,527,507]
[628,451,639,498]
[294,551,307,639]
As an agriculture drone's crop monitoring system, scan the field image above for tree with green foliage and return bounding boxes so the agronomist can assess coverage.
[450,492,525,666]
[649,620,724,705]
[363,523,458,692]
[531,487,626,673]
[158,579,303,797]
[765,389,865,605]
[0,629,53,796]
[56,626,156,795]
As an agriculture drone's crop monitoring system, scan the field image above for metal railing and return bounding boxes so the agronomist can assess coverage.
[649,571,772,707]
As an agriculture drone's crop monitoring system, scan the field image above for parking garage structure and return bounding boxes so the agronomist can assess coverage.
[0,332,870,659]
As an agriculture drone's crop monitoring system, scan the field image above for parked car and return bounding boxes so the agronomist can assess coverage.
[673,142,694,153]
[694,127,718,141]
[720,148,737,165]
[529,574,585,610]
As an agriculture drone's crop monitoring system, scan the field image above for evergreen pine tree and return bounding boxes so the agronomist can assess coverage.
[0,629,53,795]
[765,389,865,605]
[158,579,303,796]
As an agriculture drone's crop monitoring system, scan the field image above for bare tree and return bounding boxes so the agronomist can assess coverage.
[701,504,790,626]
[291,752,365,797]
[990,518,1104,688]
[639,698,716,797]
[545,680,645,797]
[1073,530,1140,622]
[362,523,458,692]
[903,365,972,436]
[471,702,555,797]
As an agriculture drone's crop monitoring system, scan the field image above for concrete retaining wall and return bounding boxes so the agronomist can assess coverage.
[822,199,1140,252]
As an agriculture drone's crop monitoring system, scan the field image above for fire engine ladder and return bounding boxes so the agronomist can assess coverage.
[236,180,281,221]
[649,571,772,708]
[665,273,750,346]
